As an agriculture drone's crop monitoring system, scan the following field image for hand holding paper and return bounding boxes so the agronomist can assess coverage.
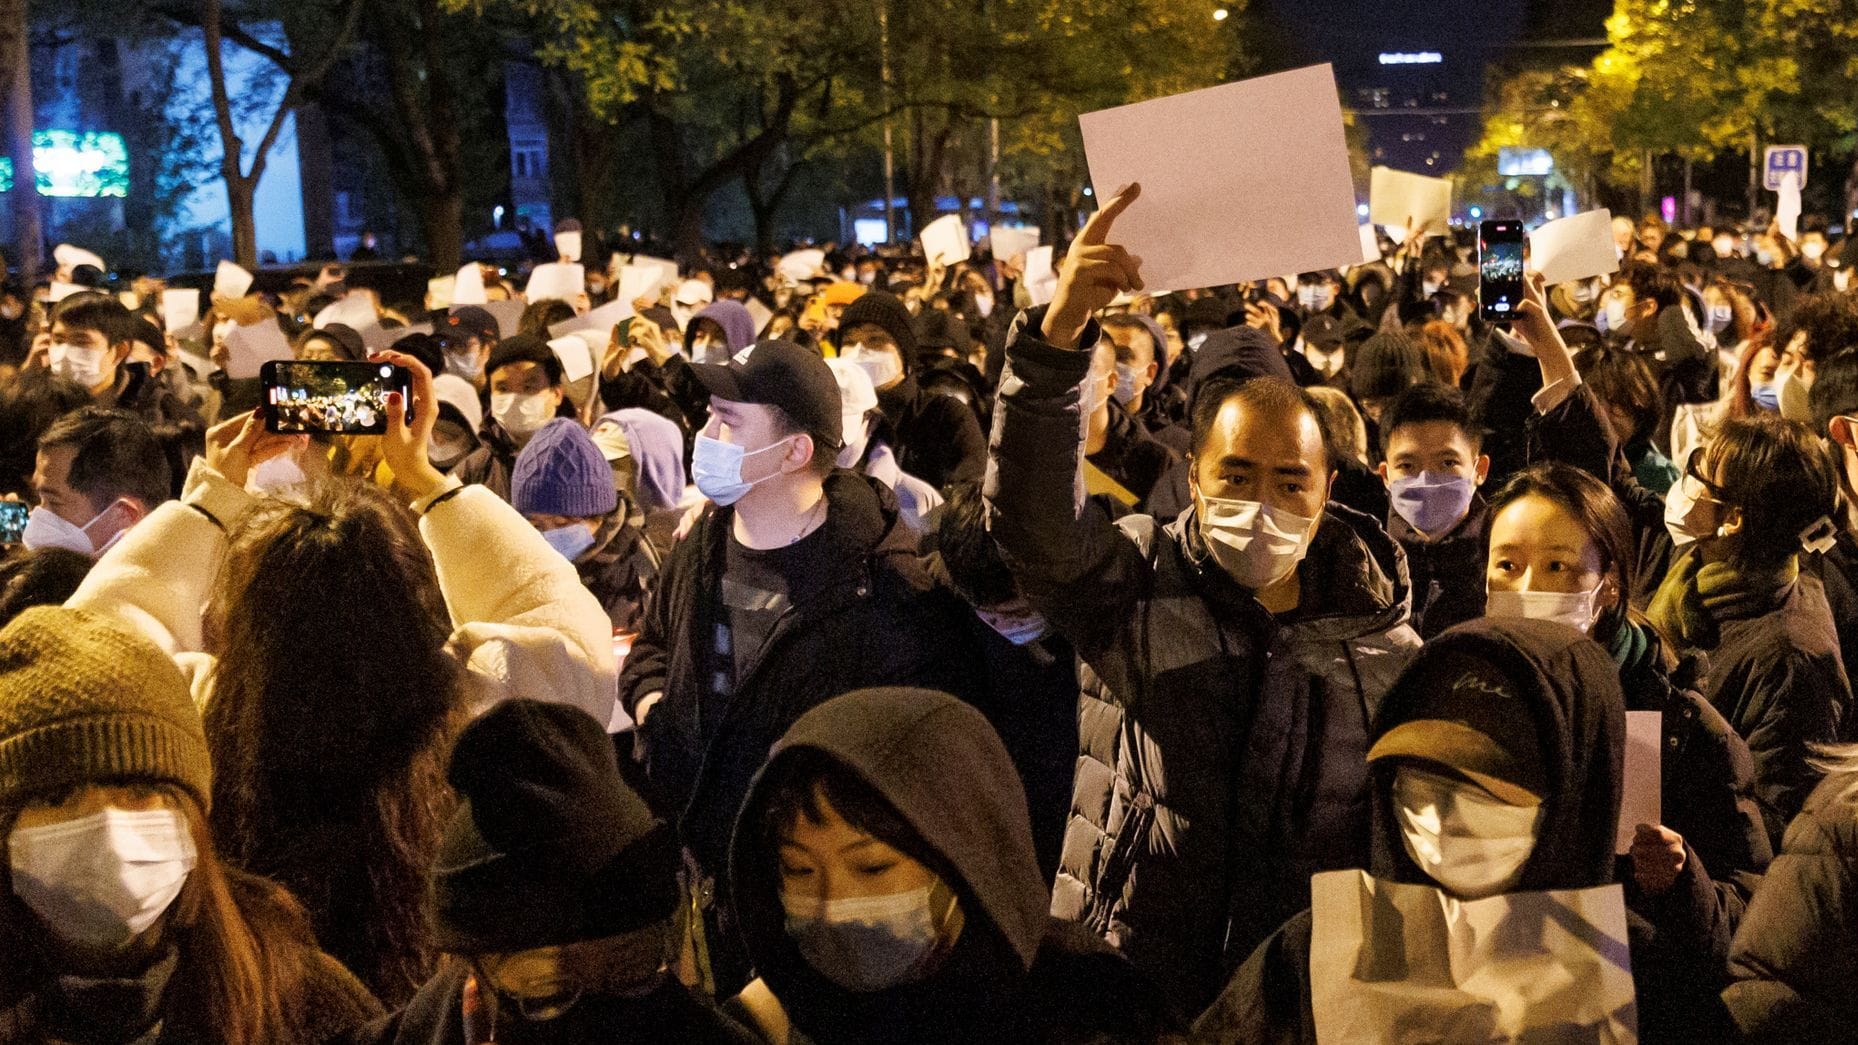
[1041,183,1144,351]
[1078,65,1361,292]
[1369,166,1452,237]
[1529,209,1619,287]
[920,214,971,268]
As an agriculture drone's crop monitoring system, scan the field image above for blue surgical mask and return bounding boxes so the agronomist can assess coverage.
[1388,472,1476,536]
[1111,363,1142,406]
[691,433,792,506]
[1706,304,1733,335]
[542,523,596,562]
[1751,382,1780,412]
[1755,248,1775,266]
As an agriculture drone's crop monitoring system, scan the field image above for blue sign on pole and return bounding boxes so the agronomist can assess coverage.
[1765,146,1808,191]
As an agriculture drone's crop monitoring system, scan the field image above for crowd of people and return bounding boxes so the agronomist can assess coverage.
[2,186,1858,1043]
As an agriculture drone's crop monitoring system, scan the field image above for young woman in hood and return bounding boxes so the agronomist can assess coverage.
[726,687,1178,1045]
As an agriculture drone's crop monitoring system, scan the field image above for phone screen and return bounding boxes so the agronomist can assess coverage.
[262,361,411,435]
[1479,221,1526,320]
[0,501,26,545]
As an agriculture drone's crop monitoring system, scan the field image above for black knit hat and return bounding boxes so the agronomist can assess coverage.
[486,333,564,385]
[1350,330,1429,404]
[837,291,919,371]
[429,699,679,953]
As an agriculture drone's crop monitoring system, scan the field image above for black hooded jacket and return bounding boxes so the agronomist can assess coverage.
[877,374,987,489]
[1194,619,1728,1044]
[726,687,1176,1045]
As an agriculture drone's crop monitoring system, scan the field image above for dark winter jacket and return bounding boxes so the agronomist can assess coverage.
[727,687,1178,1045]
[572,501,660,631]
[336,958,757,1045]
[1724,766,1858,1042]
[452,421,521,503]
[1087,402,1180,507]
[118,363,207,500]
[1386,493,1489,639]
[620,471,978,883]
[877,374,988,489]
[1612,621,1769,1041]
[984,308,1420,1021]
[1195,620,1734,1044]
[1700,568,1852,851]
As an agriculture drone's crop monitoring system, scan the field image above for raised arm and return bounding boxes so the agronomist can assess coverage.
[985,186,1153,653]
[374,349,619,723]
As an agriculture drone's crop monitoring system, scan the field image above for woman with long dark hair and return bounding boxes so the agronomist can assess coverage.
[67,350,617,1006]
[1481,462,1770,1039]
[0,606,380,1043]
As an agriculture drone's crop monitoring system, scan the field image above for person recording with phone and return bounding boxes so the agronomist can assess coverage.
[62,349,617,1005]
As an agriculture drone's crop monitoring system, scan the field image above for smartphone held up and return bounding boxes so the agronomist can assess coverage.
[1478,220,1526,321]
[0,500,27,545]
[262,361,412,436]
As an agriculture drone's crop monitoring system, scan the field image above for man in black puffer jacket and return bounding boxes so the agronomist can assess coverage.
[984,187,1420,1022]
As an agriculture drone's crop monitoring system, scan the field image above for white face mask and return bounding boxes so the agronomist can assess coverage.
[22,501,122,556]
[1663,472,1723,548]
[1776,361,1814,423]
[1598,299,1629,336]
[1705,304,1733,335]
[248,453,310,502]
[1393,766,1541,900]
[1297,284,1335,313]
[1838,269,1854,293]
[1485,581,1603,634]
[445,347,485,380]
[48,342,109,387]
[782,885,951,992]
[1804,241,1828,260]
[491,391,556,437]
[9,808,198,949]
[836,414,872,469]
[1195,492,1319,592]
[972,292,994,318]
[842,343,903,389]
[1421,280,1443,297]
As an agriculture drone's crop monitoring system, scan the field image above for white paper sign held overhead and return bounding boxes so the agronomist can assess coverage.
[920,215,971,267]
[1079,64,1362,293]
[1369,166,1452,237]
[1529,209,1621,287]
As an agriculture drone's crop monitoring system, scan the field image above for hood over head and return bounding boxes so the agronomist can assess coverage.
[684,299,757,357]
[1367,618,1624,892]
[1183,326,1292,415]
[1131,313,1172,392]
[729,687,1048,1042]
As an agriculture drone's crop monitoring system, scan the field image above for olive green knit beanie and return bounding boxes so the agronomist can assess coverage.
[0,606,211,811]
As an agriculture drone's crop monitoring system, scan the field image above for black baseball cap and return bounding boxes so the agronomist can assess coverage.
[441,305,500,346]
[690,339,842,450]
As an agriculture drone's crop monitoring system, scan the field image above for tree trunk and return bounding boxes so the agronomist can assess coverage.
[227,176,259,268]
[1,0,40,285]
[418,190,463,273]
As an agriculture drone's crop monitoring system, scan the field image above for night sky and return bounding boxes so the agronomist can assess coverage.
[1249,0,1613,172]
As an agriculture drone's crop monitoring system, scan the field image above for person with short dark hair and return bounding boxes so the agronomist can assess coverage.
[985,187,1419,1020]
[0,545,92,626]
[45,294,205,494]
[619,338,979,997]
[837,290,986,488]
[1377,382,1491,637]
[0,367,92,499]
[453,334,573,501]
[25,407,172,556]
[1807,347,1858,689]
